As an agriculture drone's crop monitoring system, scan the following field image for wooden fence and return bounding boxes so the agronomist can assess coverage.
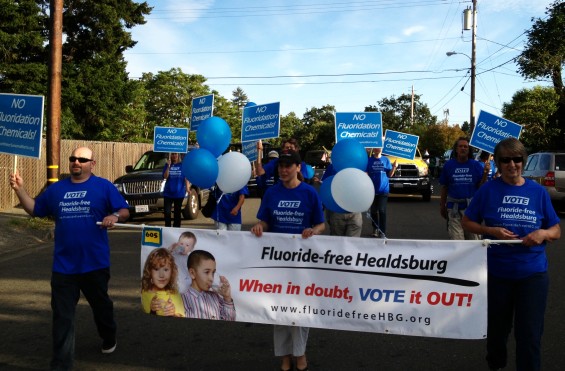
[0,140,153,210]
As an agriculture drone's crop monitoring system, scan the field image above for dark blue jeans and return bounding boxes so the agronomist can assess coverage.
[164,197,183,227]
[486,272,548,371]
[370,194,388,234]
[50,268,116,371]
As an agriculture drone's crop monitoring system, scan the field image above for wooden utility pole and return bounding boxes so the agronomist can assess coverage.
[46,0,63,184]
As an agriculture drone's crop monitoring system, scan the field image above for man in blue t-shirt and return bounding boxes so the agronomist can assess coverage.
[366,147,397,238]
[439,137,487,240]
[10,147,129,369]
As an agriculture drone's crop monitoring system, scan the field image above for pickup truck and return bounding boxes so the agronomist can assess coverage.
[384,149,433,201]
[113,148,210,220]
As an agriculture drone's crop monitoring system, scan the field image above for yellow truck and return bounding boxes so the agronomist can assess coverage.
[383,148,432,201]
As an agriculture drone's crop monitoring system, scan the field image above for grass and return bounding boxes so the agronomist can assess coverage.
[8,217,54,230]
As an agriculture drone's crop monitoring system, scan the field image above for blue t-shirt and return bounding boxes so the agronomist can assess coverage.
[366,156,393,194]
[162,162,186,199]
[33,175,129,274]
[439,158,484,208]
[211,186,249,224]
[257,182,324,234]
[465,178,560,279]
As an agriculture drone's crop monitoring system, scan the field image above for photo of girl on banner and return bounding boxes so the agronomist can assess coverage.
[141,248,185,317]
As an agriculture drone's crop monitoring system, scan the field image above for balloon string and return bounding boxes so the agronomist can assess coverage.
[365,211,386,239]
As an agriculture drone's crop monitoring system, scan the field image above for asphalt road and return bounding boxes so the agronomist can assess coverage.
[1,187,564,371]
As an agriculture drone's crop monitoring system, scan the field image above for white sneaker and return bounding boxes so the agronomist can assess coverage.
[101,339,117,354]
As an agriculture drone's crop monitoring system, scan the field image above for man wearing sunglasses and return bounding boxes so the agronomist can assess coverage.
[439,137,487,240]
[9,146,129,370]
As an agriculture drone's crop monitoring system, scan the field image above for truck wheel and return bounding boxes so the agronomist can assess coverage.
[182,189,200,220]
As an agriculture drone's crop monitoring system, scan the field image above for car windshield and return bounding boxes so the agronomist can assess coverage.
[133,152,168,171]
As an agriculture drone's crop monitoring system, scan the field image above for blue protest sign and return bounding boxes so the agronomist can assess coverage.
[382,130,419,160]
[153,126,189,153]
[335,112,382,148]
[242,141,258,162]
[190,94,214,132]
[0,93,44,158]
[241,102,280,142]
[470,110,522,153]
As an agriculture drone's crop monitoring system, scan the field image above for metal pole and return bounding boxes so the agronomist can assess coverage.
[470,0,477,134]
[47,0,63,185]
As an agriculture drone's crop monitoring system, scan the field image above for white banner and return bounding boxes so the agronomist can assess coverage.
[140,227,487,339]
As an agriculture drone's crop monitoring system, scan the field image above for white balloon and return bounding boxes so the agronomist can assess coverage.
[216,152,252,193]
[331,168,375,212]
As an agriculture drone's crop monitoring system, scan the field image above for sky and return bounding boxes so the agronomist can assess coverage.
[124,0,554,126]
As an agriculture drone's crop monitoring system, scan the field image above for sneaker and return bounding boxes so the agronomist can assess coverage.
[372,230,381,238]
[101,338,117,354]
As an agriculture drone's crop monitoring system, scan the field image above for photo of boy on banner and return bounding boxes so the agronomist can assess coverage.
[181,249,236,321]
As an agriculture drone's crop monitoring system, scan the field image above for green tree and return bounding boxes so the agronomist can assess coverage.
[502,86,559,152]
[0,0,49,95]
[231,87,249,110]
[420,122,465,156]
[60,0,151,140]
[298,105,336,150]
[279,112,302,146]
[142,69,209,134]
[215,91,242,142]
[365,94,437,135]
[517,0,565,149]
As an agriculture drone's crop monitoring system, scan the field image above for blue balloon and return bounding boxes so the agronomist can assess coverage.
[331,138,368,172]
[304,164,315,180]
[182,148,219,189]
[245,102,257,107]
[197,117,232,158]
[319,175,347,213]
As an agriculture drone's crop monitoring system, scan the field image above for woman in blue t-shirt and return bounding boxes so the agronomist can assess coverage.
[462,138,561,371]
[162,153,189,227]
[251,150,325,371]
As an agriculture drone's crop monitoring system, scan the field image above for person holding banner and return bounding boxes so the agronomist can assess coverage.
[251,150,325,371]
[462,138,561,371]
[163,152,190,228]
[440,137,486,240]
[9,146,129,369]
[366,147,397,238]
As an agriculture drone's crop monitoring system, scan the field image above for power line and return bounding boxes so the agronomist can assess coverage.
[125,37,461,56]
[148,0,453,19]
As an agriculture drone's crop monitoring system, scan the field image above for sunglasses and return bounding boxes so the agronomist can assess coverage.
[69,156,93,163]
[499,156,523,164]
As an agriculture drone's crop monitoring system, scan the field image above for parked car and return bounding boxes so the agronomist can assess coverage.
[384,148,433,201]
[113,147,210,220]
[522,151,565,208]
